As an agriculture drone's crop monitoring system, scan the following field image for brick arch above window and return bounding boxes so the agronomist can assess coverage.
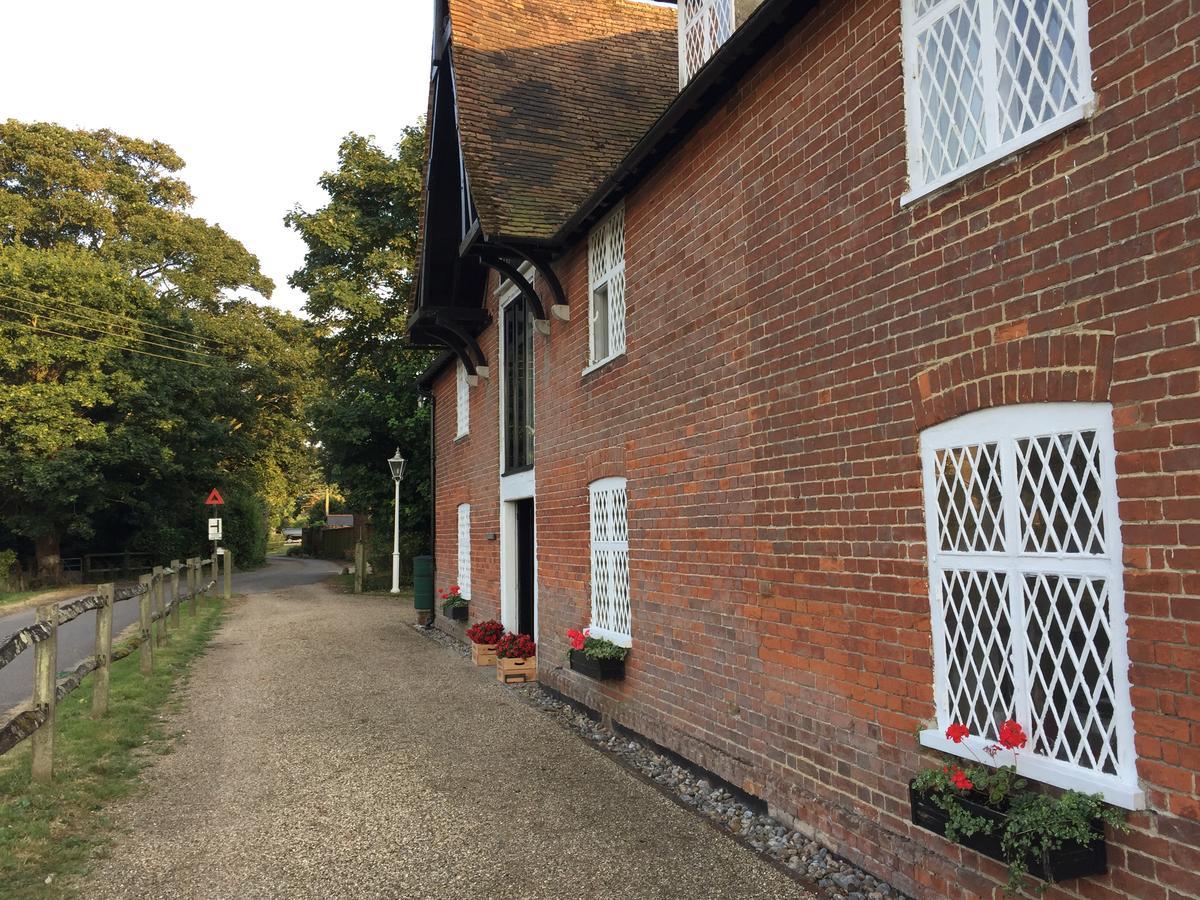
[585,446,626,484]
[910,330,1116,430]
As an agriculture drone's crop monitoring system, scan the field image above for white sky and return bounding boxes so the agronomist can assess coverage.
[0,0,434,315]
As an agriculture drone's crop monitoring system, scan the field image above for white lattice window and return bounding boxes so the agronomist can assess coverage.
[586,204,626,371]
[678,0,734,87]
[455,360,469,438]
[457,503,471,600]
[589,477,631,646]
[901,0,1094,202]
[920,403,1141,808]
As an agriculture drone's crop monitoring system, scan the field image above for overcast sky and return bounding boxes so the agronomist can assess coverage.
[1,0,433,314]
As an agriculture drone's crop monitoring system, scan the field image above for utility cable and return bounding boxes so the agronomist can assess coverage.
[0,282,240,353]
[0,316,216,369]
[0,297,217,362]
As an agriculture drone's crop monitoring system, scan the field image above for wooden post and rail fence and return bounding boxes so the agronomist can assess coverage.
[0,549,234,783]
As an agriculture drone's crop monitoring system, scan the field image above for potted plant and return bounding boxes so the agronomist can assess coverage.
[466,619,505,666]
[439,585,468,621]
[909,720,1126,894]
[494,632,536,684]
[567,628,628,680]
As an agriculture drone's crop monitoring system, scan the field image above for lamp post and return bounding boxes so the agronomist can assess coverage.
[388,448,407,593]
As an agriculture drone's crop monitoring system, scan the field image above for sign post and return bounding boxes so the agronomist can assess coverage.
[205,489,225,577]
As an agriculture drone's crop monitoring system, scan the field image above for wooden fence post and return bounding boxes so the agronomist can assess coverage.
[223,549,232,600]
[139,574,154,675]
[92,583,114,718]
[153,566,167,645]
[170,560,181,627]
[354,541,365,594]
[31,604,57,783]
[187,557,198,615]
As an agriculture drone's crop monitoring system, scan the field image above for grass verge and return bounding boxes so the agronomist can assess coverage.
[329,571,412,598]
[0,595,225,898]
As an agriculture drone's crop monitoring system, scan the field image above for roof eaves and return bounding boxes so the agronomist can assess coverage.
[552,0,819,248]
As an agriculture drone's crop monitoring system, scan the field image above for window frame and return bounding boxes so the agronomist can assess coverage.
[455,359,470,439]
[457,502,471,600]
[899,0,1096,205]
[919,403,1142,809]
[678,0,735,87]
[585,204,626,375]
[588,476,632,647]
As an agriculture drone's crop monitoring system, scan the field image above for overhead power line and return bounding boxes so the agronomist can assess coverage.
[0,315,216,369]
[0,283,241,354]
[0,297,217,362]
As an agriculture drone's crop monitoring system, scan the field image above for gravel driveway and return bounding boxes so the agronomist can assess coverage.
[79,560,809,899]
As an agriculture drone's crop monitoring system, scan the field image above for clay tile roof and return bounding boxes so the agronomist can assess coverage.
[448,0,677,241]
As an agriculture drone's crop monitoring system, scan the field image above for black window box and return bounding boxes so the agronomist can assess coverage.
[444,603,468,621]
[908,780,1107,883]
[569,649,625,680]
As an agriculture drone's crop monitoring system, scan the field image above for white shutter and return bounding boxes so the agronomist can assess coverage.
[457,503,471,600]
[588,477,631,645]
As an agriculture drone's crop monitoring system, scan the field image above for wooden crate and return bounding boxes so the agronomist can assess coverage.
[470,642,498,666]
[496,655,537,684]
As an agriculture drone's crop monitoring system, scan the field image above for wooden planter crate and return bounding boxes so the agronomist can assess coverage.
[496,655,537,684]
[470,641,498,666]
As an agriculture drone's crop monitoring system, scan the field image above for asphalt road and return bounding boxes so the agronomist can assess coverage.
[0,556,341,713]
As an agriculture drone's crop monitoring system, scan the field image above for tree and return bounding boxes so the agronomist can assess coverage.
[0,120,315,574]
[286,127,434,558]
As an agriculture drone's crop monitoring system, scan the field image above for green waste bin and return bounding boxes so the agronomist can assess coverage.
[413,555,433,613]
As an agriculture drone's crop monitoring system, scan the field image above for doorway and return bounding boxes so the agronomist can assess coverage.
[515,498,535,636]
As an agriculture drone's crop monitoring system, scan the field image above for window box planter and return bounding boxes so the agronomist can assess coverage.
[496,655,537,684]
[470,642,497,666]
[908,780,1107,883]
[569,649,625,680]
[443,602,468,621]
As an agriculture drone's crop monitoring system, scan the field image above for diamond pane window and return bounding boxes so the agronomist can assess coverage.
[920,404,1140,808]
[901,0,1094,201]
[455,360,469,438]
[589,477,631,646]
[587,204,626,369]
[678,0,734,87]
[457,503,471,600]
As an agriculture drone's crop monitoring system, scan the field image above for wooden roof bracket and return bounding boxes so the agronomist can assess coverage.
[472,242,569,324]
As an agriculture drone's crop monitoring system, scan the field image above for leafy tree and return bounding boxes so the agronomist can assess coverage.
[286,127,434,559]
[0,120,315,574]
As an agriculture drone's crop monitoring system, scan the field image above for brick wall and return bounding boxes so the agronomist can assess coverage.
[434,1,1200,897]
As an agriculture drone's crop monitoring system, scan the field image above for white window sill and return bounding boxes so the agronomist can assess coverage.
[582,351,625,378]
[901,103,1091,207]
[586,625,631,648]
[919,729,1144,810]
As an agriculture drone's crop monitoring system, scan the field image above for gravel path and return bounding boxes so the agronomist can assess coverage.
[79,566,811,899]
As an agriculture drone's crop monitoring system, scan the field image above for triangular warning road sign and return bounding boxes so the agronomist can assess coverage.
[205,488,225,505]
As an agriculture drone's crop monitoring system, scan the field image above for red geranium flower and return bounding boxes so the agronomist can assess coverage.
[567,628,586,651]
[466,620,505,645]
[945,723,970,744]
[997,719,1028,750]
[950,768,974,792]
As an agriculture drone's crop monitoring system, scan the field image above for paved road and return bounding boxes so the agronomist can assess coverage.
[78,560,809,899]
[0,556,340,713]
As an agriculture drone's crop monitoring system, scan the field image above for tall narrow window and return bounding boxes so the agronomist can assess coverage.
[678,0,734,87]
[587,204,625,370]
[920,403,1140,808]
[901,0,1094,202]
[503,297,533,472]
[457,503,471,600]
[589,477,631,646]
[455,359,469,438]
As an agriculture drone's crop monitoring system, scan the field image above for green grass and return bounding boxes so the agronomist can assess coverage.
[330,571,413,598]
[0,587,80,611]
[0,595,225,897]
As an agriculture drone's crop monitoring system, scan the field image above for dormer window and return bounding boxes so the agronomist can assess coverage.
[678,0,734,87]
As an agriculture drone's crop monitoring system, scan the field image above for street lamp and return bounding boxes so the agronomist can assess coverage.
[388,448,407,593]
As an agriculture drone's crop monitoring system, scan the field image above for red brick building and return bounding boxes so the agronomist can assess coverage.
[410,1,1200,897]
